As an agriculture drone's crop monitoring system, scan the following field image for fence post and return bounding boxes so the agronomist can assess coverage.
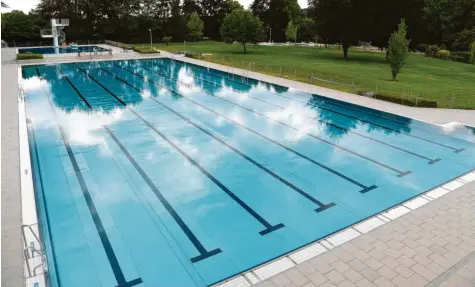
[311,72,313,84]
[294,70,296,79]
[450,94,454,108]
[280,66,282,76]
[265,65,268,72]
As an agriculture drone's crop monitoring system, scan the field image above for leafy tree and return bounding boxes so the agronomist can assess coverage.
[220,9,264,53]
[298,17,317,42]
[1,10,45,42]
[183,0,202,16]
[285,20,297,43]
[251,0,300,42]
[387,19,410,80]
[311,0,358,59]
[187,11,204,40]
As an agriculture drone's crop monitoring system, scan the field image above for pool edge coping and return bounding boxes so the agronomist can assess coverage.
[18,65,47,287]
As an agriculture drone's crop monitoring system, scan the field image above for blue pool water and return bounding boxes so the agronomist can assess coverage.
[22,58,475,287]
[19,45,108,54]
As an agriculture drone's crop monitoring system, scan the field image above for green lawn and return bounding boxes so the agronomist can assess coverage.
[135,41,475,109]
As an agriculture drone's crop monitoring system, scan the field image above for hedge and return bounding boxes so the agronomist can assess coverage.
[132,46,160,54]
[17,52,43,60]
[358,91,438,108]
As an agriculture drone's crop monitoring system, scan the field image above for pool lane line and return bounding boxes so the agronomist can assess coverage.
[154,59,465,153]
[27,125,62,287]
[92,65,337,213]
[73,64,285,238]
[116,62,411,178]
[52,66,223,263]
[100,63,377,194]
[35,67,144,286]
[141,62,441,165]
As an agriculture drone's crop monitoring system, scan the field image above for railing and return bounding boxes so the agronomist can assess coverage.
[40,29,53,38]
[53,19,69,26]
[4,39,105,47]
[22,224,48,278]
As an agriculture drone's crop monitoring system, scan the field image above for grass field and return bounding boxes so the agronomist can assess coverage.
[135,41,475,109]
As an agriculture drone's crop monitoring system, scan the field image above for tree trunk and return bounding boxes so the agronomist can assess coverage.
[243,43,247,54]
[342,42,349,59]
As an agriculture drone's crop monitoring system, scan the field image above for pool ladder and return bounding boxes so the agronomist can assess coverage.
[22,224,48,279]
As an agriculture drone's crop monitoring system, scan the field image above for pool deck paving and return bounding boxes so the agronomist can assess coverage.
[2,47,475,287]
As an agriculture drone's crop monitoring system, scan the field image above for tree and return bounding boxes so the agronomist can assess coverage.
[285,20,297,43]
[187,11,204,40]
[251,0,300,42]
[387,19,410,80]
[1,10,45,42]
[311,0,358,59]
[220,9,264,54]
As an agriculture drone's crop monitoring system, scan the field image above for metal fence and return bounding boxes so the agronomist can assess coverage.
[178,52,473,110]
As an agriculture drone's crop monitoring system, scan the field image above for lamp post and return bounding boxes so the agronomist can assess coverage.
[148,28,152,49]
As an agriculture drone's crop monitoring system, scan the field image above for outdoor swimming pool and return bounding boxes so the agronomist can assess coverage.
[19,45,108,54]
[21,58,475,287]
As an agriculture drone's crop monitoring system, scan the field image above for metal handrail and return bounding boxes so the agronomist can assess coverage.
[22,224,47,278]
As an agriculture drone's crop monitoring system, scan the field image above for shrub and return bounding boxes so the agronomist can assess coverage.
[386,19,409,80]
[436,49,451,59]
[425,44,439,57]
[132,46,160,54]
[450,52,471,63]
[470,41,475,64]
[369,93,438,107]
[162,36,172,46]
[184,51,201,59]
[439,43,448,50]
[17,52,43,60]
[415,43,429,52]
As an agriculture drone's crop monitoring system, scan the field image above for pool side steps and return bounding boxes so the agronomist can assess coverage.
[190,248,222,263]
[259,223,285,236]
[359,185,378,194]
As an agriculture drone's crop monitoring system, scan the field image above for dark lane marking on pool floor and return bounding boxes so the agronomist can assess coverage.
[93,65,336,212]
[115,62,411,178]
[35,67,144,286]
[141,61,441,165]
[51,66,223,263]
[73,64,285,237]
[99,63,377,194]
[155,58,465,153]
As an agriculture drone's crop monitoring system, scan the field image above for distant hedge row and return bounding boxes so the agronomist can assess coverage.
[415,43,474,64]
[16,52,43,60]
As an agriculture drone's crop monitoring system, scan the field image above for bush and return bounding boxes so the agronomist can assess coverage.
[132,46,160,54]
[439,43,448,50]
[415,43,429,52]
[450,52,471,63]
[425,44,440,57]
[162,36,172,46]
[17,52,43,60]
[360,92,438,107]
[184,51,202,59]
[436,49,451,59]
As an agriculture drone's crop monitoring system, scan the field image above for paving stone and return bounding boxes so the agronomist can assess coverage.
[296,262,316,275]
[307,272,328,286]
[381,256,399,269]
[309,258,332,274]
[373,277,396,287]
[338,280,357,287]
[348,259,367,272]
[325,270,346,285]
[360,267,380,282]
[342,269,363,282]
[394,264,414,279]
[377,266,397,280]
[397,255,416,268]
[406,273,428,287]
[355,278,377,287]
[411,263,437,281]
[365,257,383,270]
[284,268,309,287]
[270,273,292,287]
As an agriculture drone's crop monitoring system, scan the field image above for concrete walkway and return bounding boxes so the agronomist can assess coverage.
[1,48,23,287]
